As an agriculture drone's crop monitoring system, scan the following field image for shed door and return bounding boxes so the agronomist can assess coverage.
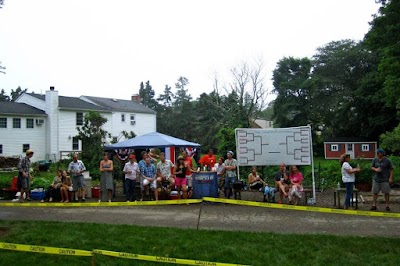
[346,143,354,158]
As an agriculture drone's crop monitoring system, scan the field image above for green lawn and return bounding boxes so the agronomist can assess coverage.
[0,220,399,266]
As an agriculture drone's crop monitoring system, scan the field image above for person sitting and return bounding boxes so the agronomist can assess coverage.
[156,152,175,194]
[42,170,63,202]
[274,163,290,204]
[288,165,304,205]
[263,176,276,202]
[60,170,72,203]
[248,166,265,191]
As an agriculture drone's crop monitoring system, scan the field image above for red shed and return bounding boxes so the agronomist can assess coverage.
[324,138,377,160]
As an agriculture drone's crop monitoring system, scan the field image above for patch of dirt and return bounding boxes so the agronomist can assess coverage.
[0,226,10,237]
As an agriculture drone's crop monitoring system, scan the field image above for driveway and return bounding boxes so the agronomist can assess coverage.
[1,203,399,237]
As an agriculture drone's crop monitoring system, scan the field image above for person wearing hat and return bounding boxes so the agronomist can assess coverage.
[370,148,394,211]
[68,153,87,202]
[17,149,34,202]
[123,154,140,202]
[224,151,237,198]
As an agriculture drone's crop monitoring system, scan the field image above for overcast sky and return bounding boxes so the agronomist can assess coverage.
[0,0,379,103]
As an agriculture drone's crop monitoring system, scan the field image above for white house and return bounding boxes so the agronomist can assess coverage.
[0,87,156,162]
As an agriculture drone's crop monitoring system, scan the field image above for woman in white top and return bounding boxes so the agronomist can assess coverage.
[340,153,361,209]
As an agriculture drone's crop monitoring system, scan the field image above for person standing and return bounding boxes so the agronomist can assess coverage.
[182,150,198,197]
[199,149,216,171]
[340,154,361,210]
[68,153,86,202]
[370,148,394,211]
[18,149,34,202]
[173,156,188,199]
[123,154,139,202]
[214,157,225,196]
[224,151,237,198]
[99,152,114,203]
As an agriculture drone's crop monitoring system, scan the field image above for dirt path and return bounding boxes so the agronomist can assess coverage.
[1,203,399,237]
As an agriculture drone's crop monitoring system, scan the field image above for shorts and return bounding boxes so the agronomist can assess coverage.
[72,175,85,192]
[372,180,390,194]
[143,179,157,189]
[186,175,193,187]
[19,176,30,189]
[175,177,187,187]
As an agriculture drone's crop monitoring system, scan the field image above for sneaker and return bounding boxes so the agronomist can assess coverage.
[108,200,111,203]
[49,197,53,202]
[386,206,390,211]
[126,200,130,202]
[81,198,86,202]
[64,200,69,203]
[98,199,101,203]
[370,206,377,211]
[40,199,44,203]
[19,199,25,203]
[74,198,79,202]
[26,198,32,201]
[60,200,64,203]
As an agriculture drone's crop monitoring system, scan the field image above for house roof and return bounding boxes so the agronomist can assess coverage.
[82,96,156,114]
[0,101,46,116]
[324,137,377,143]
[27,93,111,112]
[251,119,273,129]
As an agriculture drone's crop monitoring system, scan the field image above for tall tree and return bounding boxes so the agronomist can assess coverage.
[76,111,108,179]
[139,81,158,109]
[365,0,400,112]
[229,60,267,128]
[10,87,27,101]
[0,89,10,101]
[272,57,313,128]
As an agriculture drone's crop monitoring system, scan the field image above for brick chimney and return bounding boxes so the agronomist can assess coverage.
[131,94,141,103]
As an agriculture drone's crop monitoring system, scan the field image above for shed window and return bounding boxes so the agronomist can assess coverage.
[362,144,370,152]
[331,144,339,151]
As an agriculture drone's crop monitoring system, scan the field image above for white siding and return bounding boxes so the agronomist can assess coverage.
[107,111,156,143]
[0,116,46,162]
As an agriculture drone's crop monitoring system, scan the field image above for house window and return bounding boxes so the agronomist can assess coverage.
[13,118,21,128]
[26,118,34,128]
[0,117,7,128]
[0,144,3,154]
[22,144,30,153]
[76,113,83,126]
[362,144,370,152]
[121,114,125,122]
[0,118,6,128]
[72,137,79,150]
[130,114,135,125]
[331,144,339,151]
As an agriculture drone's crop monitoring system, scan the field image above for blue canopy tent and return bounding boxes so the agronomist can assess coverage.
[104,132,201,162]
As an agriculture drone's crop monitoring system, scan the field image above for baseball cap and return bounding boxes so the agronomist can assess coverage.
[376,148,385,154]
[227,151,234,156]
[129,154,136,159]
[26,149,34,155]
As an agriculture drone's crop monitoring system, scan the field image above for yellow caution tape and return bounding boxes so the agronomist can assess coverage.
[202,197,400,218]
[0,242,92,256]
[93,249,249,266]
[0,199,202,207]
[0,197,399,219]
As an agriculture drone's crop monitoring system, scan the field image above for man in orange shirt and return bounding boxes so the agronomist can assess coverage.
[199,149,216,171]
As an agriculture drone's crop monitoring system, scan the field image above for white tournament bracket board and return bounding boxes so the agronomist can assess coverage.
[235,126,312,166]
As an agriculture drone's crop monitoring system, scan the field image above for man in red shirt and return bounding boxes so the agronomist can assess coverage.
[199,149,216,171]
